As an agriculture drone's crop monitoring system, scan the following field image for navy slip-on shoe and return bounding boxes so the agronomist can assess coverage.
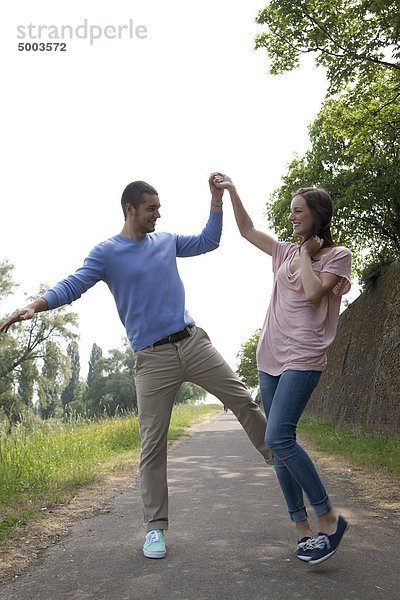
[296,536,315,562]
[308,515,349,565]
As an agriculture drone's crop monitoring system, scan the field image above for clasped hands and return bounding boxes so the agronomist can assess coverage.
[210,172,233,190]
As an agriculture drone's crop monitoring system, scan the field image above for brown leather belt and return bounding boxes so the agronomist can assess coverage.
[153,326,194,346]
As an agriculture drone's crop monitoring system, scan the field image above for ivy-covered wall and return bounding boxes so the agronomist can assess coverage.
[306,260,400,438]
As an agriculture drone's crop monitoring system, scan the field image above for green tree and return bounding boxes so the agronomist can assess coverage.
[37,340,70,419]
[1,272,78,425]
[0,262,22,426]
[255,0,400,94]
[255,0,400,271]
[0,261,15,298]
[174,382,207,405]
[0,388,22,430]
[17,358,38,407]
[86,343,103,389]
[98,347,137,415]
[236,329,261,390]
[63,379,86,417]
[0,290,77,382]
[85,343,138,416]
[0,296,77,424]
[84,343,103,414]
[266,76,400,270]
[61,341,81,412]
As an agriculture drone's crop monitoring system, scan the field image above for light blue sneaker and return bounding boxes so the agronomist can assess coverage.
[143,529,166,559]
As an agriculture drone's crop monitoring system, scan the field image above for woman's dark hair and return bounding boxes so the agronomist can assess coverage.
[121,181,158,219]
[292,187,335,248]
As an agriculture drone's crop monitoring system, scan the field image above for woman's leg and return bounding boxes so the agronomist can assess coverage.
[260,370,333,519]
[259,370,349,563]
[258,370,313,538]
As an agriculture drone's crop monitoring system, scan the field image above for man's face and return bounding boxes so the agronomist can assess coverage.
[131,193,161,234]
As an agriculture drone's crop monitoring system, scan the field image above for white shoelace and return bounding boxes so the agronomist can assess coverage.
[146,530,162,544]
[298,538,318,551]
[313,534,331,550]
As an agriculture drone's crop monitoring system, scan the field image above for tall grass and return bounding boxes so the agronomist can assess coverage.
[0,403,220,541]
[0,416,140,506]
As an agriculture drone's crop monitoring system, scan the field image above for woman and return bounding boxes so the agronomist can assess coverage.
[213,173,352,565]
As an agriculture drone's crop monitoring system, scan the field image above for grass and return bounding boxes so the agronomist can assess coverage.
[298,416,400,476]
[0,403,221,542]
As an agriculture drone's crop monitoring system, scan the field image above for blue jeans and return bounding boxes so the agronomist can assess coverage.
[259,370,332,523]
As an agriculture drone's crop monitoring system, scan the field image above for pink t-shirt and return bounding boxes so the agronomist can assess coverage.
[256,240,352,375]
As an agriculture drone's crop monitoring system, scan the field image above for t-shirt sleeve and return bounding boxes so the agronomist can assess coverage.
[272,240,296,274]
[321,247,352,296]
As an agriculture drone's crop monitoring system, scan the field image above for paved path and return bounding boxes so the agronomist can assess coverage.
[0,413,398,600]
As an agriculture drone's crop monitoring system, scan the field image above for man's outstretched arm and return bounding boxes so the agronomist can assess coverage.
[175,172,224,257]
[1,245,105,334]
[0,297,48,333]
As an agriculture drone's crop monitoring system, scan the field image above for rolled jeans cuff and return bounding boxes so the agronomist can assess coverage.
[311,496,333,517]
[288,495,332,522]
[289,507,308,523]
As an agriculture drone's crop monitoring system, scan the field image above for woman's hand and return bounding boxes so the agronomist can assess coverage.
[211,172,234,190]
[208,172,224,202]
[301,236,323,257]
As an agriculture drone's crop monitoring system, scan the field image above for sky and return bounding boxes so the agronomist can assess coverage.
[1,1,359,382]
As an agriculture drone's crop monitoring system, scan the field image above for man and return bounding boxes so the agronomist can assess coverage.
[0,174,271,559]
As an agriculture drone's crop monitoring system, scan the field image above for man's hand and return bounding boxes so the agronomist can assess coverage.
[0,298,48,333]
[210,172,234,191]
[208,172,224,202]
[0,307,35,333]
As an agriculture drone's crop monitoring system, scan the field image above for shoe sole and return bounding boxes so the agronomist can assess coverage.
[309,522,349,565]
[295,537,314,562]
[143,549,166,559]
[296,555,313,562]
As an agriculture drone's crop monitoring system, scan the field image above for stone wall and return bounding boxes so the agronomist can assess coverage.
[306,260,400,438]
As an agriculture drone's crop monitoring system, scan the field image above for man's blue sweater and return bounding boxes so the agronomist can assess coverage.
[42,211,222,351]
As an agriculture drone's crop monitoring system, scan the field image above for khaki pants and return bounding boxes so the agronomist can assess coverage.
[134,326,270,531]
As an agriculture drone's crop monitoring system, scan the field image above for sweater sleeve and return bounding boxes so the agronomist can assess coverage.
[175,210,222,257]
[42,244,106,309]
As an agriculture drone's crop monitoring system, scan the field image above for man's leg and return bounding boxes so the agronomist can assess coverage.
[180,327,271,462]
[134,345,182,532]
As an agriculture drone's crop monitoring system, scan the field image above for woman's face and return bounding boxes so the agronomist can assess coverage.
[289,195,314,239]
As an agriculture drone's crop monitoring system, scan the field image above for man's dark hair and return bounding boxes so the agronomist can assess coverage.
[121,181,158,219]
